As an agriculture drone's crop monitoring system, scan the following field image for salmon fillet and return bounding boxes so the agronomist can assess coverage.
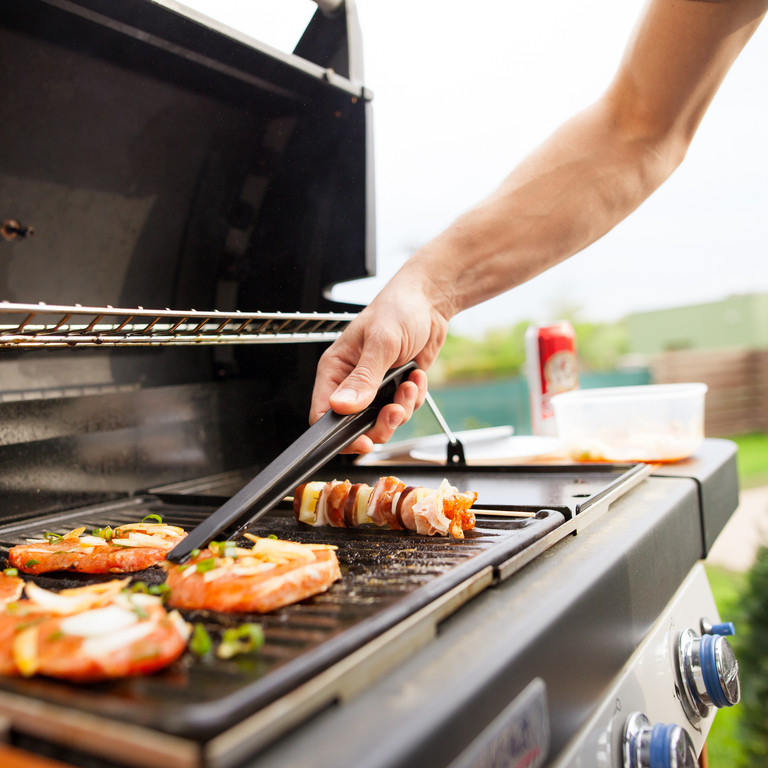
[165,535,341,613]
[0,579,190,682]
[9,523,187,575]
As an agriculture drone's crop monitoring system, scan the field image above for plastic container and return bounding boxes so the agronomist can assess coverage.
[551,383,708,463]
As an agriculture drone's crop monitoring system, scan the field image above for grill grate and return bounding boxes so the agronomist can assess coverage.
[0,461,651,767]
[0,302,355,348]
[0,493,564,746]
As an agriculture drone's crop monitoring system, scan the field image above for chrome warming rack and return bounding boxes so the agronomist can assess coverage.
[0,302,355,348]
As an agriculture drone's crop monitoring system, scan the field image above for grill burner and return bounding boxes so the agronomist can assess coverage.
[0,463,644,767]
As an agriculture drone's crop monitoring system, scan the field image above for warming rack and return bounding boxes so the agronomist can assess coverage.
[0,302,355,348]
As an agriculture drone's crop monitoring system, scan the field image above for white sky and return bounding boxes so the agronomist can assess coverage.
[178,0,768,336]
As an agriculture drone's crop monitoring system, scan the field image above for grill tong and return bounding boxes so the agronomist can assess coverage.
[167,362,417,563]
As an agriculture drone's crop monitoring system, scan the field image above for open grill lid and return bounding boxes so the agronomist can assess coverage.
[0,0,376,525]
[0,0,371,419]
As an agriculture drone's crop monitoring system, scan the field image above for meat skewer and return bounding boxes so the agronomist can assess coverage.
[293,476,477,539]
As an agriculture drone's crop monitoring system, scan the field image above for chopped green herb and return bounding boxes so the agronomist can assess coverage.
[48,630,64,642]
[2,567,18,577]
[92,525,114,542]
[14,616,46,632]
[148,583,171,602]
[189,623,213,657]
[43,531,63,544]
[195,557,217,574]
[128,596,148,620]
[126,581,170,602]
[216,623,265,660]
[210,540,237,559]
[190,548,201,559]
[24,559,40,568]
[141,514,163,524]
[267,534,278,540]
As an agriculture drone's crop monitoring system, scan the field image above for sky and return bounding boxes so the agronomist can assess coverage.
[177,0,768,336]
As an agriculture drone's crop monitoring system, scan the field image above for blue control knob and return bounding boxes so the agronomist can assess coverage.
[699,633,740,709]
[623,713,697,768]
[678,627,741,718]
[700,618,735,636]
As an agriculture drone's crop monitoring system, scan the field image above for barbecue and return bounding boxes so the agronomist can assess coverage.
[0,2,741,767]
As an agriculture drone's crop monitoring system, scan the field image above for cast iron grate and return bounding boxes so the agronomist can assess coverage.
[0,493,564,742]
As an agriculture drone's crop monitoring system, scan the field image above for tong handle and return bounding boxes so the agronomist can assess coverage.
[166,361,417,563]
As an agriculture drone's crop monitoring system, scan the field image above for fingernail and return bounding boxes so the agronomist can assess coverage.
[334,388,358,405]
[389,411,405,430]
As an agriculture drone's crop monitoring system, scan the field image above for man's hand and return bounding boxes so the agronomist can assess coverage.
[310,277,448,453]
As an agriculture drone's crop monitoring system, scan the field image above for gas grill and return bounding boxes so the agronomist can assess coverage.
[0,2,741,768]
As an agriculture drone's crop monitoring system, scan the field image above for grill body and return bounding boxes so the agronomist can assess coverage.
[0,3,741,768]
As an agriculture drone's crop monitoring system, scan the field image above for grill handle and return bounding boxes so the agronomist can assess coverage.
[166,361,418,563]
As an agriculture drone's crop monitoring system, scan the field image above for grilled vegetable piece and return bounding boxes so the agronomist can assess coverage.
[0,571,24,608]
[294,476,477,539]
[164,535,341,614]
[0,579,190,682]
[9,522,187,575]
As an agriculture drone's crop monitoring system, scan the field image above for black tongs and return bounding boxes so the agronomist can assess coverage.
[167,361,417,563]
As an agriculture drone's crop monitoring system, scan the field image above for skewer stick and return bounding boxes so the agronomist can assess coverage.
[472,508,537,518]
[282,496,536,519]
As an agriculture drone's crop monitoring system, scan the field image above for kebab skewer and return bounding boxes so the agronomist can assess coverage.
[293,476,477,539]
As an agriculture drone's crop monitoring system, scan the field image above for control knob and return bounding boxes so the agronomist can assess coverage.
[677,621,740,718]
[623,712,697,768]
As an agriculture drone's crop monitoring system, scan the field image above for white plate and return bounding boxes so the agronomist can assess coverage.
[356,425,514,465]
[410,431,563,463]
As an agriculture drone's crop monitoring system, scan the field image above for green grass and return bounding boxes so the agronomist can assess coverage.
[707,704,744,766]
[704,435,767,766]
[706,564,748,616]
[729,432,768,489]
[705,564,748,766]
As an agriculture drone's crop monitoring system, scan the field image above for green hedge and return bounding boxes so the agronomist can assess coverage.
[734,546,768,767]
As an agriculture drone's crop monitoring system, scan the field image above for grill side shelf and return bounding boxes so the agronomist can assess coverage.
[0,302,355,347]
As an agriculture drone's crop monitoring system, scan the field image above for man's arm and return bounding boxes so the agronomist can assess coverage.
[311,0,768,453]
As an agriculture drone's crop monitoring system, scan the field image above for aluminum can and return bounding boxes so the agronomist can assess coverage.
[525,321,579,435]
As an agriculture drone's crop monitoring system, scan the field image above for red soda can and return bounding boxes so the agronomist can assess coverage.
[525,321,579,435]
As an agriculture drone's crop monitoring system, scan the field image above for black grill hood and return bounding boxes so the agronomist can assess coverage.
[0,0,373,519]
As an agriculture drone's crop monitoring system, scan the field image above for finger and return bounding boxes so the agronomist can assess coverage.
[309,345,356,424]
[329,345,400,416]
[410,369,429,409]
[362,403,407,446]
[339,433,375,455]
[393,380,420,423]
[337,374,426,454]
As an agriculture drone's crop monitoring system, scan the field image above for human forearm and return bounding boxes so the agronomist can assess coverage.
[309,0,767,451]
[393,99,684,321]
[394,0,768,320]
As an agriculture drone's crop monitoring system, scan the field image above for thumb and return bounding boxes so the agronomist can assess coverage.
[329,352,394,415]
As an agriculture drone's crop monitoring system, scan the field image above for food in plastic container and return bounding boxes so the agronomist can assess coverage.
[551,383,707,463]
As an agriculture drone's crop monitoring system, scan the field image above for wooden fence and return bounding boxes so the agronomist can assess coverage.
[652,349,768,436]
